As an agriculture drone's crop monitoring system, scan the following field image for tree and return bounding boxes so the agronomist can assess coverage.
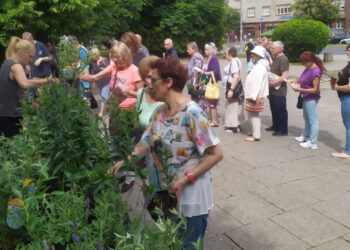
[0,0,144,45]
[272,19,329,62]
[291,0,341,26]
[0,0,226,59]
[224,6,240,32]
[136,0,226,55]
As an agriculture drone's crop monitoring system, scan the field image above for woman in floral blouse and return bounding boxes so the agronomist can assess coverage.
[109,58,223,249]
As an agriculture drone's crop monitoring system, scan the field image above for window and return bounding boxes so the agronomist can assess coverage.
[247,7,255,17]
[336,21,344,29]
[276,5,291,15]
[262,6,270,16]
[334,0,345,10]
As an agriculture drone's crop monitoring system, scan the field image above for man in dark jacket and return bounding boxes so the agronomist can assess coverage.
[245,38,254,62]
[164,38,178,61]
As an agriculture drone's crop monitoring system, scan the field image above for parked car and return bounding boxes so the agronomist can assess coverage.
[340,37,350,44]
[329,34,350,44]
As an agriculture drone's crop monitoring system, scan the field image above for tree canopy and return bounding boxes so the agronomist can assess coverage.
[0,0,226,57]
[291,0,341,26]
[223,5,240,33]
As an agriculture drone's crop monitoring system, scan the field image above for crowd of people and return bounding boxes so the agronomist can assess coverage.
[1,30,350,249]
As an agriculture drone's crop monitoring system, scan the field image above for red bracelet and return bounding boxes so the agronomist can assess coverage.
[185,170,195,184]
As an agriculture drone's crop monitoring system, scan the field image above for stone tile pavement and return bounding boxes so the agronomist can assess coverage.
[203,54,350,249]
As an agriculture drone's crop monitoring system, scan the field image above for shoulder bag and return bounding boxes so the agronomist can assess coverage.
[205,72,220,100]
[296,93,303,109]
[244,97,264,112]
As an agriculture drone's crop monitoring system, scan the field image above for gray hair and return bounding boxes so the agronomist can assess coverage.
[205,42,217,55]
[187,42,198,52]
[272,41,284,51]
[22,32,33,40]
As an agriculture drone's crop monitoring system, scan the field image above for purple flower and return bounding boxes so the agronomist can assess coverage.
[96,242,102,250]
[72,220,78,233]
[72,234,80,243]
[83,232,87,243]
[109,203,116,212]
[85,198,90,212]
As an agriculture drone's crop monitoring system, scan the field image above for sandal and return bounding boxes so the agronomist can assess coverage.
[245,137,260,142]
[210,122,219,127]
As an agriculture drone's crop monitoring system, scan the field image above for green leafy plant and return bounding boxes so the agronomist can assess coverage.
[272,19,329,62]
[0,39,189,249]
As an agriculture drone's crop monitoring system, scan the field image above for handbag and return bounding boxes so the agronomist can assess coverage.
[296,93,303,109]
[80,82,98,109]
[205,72,220,100]
[244,97,265,112]
[226,59,243,99]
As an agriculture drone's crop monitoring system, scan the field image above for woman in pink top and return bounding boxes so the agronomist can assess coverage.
[78,41,142,110]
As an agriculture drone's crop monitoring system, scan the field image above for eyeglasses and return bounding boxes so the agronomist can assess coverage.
[111,55,122,60]
[150,77,162,85]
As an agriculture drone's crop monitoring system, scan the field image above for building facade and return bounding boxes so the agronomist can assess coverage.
[228,0,347,41]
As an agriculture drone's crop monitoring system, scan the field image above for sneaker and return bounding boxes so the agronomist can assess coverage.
[300,141,318,149]
[232,127,240,133]
[225,129,233,134]
[295,135,309,142]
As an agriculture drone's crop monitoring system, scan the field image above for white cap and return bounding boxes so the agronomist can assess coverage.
[251,46,266,58]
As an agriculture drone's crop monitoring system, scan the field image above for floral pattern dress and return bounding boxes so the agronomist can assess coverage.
[139,101,220,217]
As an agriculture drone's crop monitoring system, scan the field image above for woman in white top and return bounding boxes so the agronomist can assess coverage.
[223,46,244,133]
[244,46,269,142]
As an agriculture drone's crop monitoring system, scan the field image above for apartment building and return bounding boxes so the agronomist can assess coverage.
[228,0,347,41]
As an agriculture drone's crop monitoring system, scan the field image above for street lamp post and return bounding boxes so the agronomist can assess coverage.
[240,0,243,53]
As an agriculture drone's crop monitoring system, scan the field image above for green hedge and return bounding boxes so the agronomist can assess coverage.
[272,19,329,62]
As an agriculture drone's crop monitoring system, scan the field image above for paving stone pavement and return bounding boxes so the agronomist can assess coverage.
[203,54,350,249]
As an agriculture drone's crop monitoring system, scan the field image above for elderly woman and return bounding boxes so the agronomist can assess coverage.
[202,42,222,127]
[90,47,110,117]
[331,44,350,158]
[0,37,49,137]
[109,58,223,249]
[79,41,142,191]
[244,46,269,142]
[223,46,244,133]
[120,32,146,67]
[79,41,142,110]
[186,42,204,102]
[291,51,326,150]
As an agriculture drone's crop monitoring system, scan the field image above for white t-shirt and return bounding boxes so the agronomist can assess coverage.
[223,58,242,86]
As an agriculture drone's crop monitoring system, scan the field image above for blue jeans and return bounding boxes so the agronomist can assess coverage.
[303,99,319,144]
[341,96,350,154]
[181,214,209,250]
[269,95,288,134]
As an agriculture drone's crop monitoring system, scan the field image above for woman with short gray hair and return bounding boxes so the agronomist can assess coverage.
[202,42,222,127]
[223,46,244,133]
[186,42,204,102]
